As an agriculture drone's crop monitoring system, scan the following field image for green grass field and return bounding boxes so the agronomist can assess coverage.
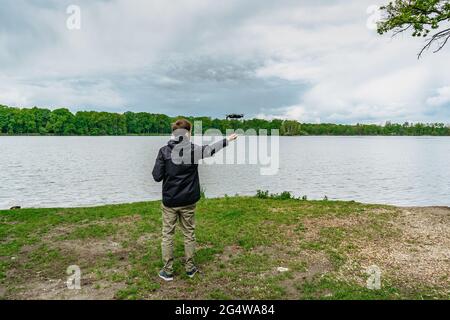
[0,196,449,300]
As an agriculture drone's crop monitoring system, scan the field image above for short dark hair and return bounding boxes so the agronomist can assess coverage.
[172,119,192,133]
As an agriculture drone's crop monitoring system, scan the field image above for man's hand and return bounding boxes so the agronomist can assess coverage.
[227,133,238,142]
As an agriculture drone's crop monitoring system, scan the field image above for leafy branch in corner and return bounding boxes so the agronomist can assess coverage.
[377,0,450,58]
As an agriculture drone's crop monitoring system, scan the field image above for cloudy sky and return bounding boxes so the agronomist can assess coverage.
[1,0,449,123]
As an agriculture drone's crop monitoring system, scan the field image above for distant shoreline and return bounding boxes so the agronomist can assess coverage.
[1,134,450,137]
[1,105,449,136]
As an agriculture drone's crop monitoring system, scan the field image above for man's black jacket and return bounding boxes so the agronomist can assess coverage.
[152,135,228,207]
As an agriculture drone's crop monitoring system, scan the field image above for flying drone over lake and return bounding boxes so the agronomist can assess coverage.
[226,114,244,120]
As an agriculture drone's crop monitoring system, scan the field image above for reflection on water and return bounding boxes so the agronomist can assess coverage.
[0,136,449,209]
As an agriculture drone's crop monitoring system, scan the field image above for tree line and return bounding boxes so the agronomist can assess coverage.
[0,105,449,136]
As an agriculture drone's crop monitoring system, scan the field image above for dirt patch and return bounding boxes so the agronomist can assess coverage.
[3,213,146,299]
[43,224,79,240]
[278,251,334,298]
[136,233,158,245]
[252,244,292,259]
[353,206,450,289]
[249,243,334,298]
[216,245,245,263]
[44,215,141,241]
[12,273,127,300]
[269,207,295,214]
[7,238,131,299]
[0,286,6,298]
[112,214,142,224]
[301,214,369,241]
[55,239,125,259]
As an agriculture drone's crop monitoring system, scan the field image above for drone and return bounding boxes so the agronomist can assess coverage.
[226,114,244,120]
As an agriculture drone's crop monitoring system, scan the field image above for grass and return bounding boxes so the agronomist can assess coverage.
[0,196,448,300]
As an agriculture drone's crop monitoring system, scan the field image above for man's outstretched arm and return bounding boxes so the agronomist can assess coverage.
[201,133,238,159]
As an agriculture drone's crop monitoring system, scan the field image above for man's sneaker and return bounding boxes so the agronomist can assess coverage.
[186,267,198,278]
[158,270,174,281]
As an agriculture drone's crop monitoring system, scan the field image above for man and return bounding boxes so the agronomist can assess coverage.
[152,119,238,281]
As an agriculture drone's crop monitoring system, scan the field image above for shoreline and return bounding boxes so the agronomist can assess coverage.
[1,197,448,212]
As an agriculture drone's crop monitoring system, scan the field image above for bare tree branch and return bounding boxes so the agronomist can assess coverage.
[418,27,450,58]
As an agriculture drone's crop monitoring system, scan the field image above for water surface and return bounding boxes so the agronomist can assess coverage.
[0,136,449,209]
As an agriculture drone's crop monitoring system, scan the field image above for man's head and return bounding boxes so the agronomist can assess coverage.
[172,118,192,138]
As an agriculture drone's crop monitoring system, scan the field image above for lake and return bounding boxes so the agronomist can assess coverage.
[0,136,449,209]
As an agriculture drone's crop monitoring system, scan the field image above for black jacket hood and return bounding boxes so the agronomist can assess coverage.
[167,135,190,149]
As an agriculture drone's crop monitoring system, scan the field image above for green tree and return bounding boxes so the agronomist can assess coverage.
[280,120,301,135]
[0,105,11,133]
[378,0,450,58]
[46,108,76,135]
[32,107,51,134]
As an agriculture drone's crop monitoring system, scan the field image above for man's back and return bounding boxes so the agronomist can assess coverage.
[152,135,228,207]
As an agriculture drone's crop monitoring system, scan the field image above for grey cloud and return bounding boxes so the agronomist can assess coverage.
[0,0,449,123]
[161,56,260,83]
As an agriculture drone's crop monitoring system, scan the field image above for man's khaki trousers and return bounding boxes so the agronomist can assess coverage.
[161,203,196,274]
